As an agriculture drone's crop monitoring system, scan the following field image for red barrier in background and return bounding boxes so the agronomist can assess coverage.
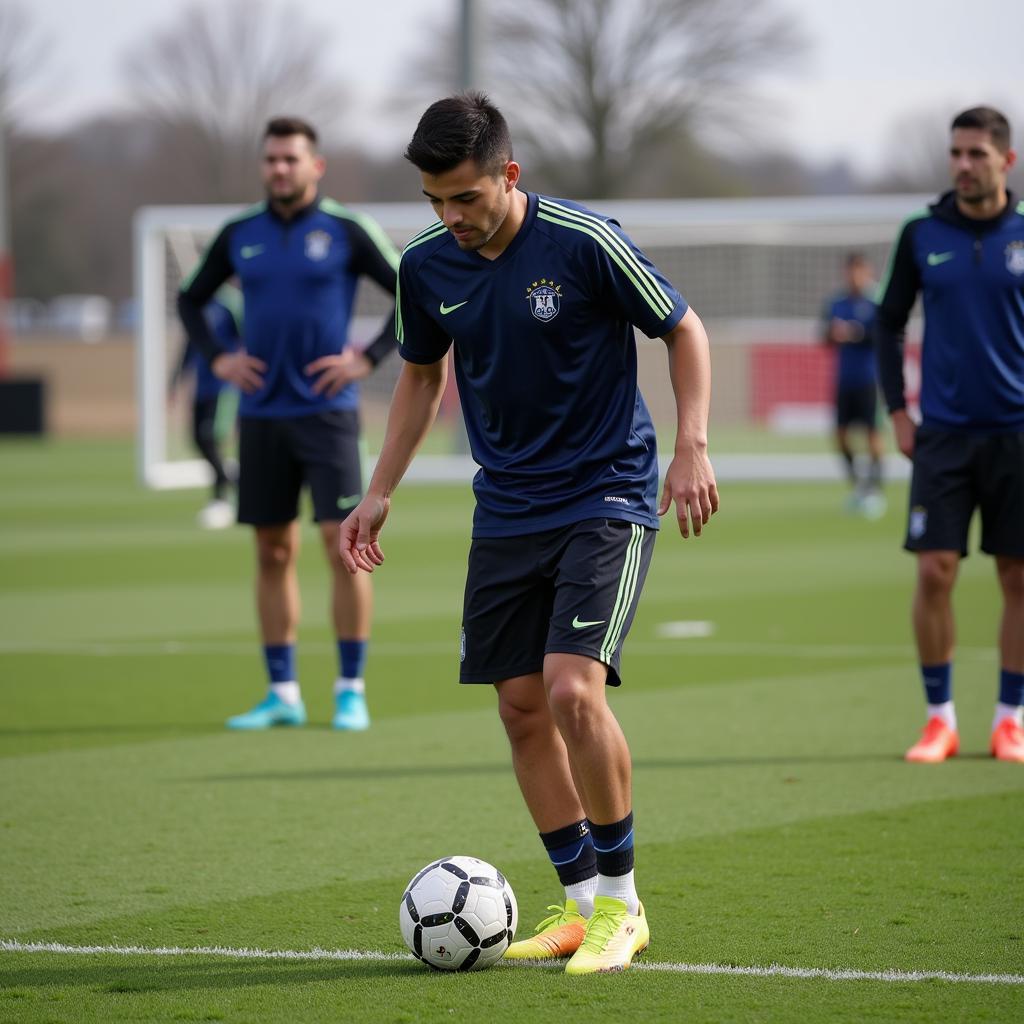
[750,342,921,423]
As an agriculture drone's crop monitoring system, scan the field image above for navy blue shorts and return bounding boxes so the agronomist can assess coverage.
[459,518,656,687]
[237,410,363,525]
[905,427,1024,557]
[836,384,879,429]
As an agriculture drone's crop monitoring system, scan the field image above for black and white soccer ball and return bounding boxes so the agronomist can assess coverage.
[399,856,518,971]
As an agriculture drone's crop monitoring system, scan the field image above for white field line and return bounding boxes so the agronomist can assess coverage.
[1,939,1021,986]
[0,638,998,660]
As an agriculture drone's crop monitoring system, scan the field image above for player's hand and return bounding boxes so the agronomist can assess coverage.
[658,445,719,538]
[305,351,372,397]
[212,350,267,393]
[891,409,916,459]
[339,494,390,574]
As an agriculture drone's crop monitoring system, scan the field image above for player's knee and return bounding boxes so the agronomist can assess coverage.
[917,553,957,595]
[496,694,545,744]
[256,537,294,572]
[545,674,599,735]
[997,559,1024,603]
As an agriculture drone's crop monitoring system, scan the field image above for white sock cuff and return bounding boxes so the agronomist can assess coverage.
[596,869,639,915]
[270,681,301,705]
[927,701,957,729]
[334,677,365,695]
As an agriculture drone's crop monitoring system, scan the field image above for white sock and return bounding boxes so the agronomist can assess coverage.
[927,701,957,730]
[565,876,598,918]
[270,681,301,705]
[993,703,1023,729]
[596,870,639,915]
[334,677,365,696]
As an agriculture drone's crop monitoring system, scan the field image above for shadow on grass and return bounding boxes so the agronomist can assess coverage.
[0,956,422,992]
[186,752,901,784]
[0,724,220,738]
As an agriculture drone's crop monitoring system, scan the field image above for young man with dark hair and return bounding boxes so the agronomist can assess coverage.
[875,105,1024,763]
[340,93,718,974]
[178,116,400,732]
[821,252,885,516]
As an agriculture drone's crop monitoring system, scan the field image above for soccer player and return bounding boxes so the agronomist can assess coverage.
[340,93,718,973]
[821,252,885,517]
[170,288,242,530]
[875,106,1024,763]
[177,116,400,732]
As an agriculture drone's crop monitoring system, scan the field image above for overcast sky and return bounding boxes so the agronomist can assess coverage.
[19,0,1024,178]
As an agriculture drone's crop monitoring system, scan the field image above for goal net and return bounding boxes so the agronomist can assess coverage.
[134,195,927,489]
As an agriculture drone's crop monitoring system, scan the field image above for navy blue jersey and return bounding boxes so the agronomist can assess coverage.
[876,190,1024,431]
[822,291,877,390]
[178,197,399,418]
[179,293,243,401]
[397,192,688,538]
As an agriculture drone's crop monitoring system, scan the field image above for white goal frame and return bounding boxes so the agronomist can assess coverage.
[134,195,928,489]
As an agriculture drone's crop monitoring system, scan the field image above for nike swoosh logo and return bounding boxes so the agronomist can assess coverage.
[926,251,955,266]
[240,244,266,259]
[439,300,469,315]
[572,615,606,629]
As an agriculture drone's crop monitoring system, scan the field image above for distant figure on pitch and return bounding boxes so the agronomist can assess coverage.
[177,116,400,732]
[341,93,718,974]
[821,252,885,518]
[170,288,242,530]
[875,106,1024,763]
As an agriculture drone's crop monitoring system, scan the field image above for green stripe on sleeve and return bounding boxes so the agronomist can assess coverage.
[538,209,670,319]
[539,199,673,317]
[874,207,930,303]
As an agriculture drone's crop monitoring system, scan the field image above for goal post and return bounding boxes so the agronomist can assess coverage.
[134,194,928,489]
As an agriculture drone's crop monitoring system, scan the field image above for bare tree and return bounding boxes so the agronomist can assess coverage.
[872,105,1024,195]
[0,0,51,123]
[122,0,347,199]
[469,0,807,197]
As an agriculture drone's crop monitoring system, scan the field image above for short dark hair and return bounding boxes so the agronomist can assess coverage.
[845,251,868,269]
[264,116,319,148]
[404,92,512,176]
[951,106,1011,152]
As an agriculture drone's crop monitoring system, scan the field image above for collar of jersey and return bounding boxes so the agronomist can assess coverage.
[266,193,321,225]
[463,190,538,268]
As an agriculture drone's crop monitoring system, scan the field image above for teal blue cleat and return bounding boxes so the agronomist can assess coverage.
[226,692,307,730]
[332,689,370,731]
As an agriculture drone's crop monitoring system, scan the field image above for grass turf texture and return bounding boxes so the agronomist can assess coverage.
[1,438,1021,1024]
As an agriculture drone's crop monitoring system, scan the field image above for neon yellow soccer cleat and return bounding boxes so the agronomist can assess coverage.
[504,899,587,960]
[564,895,649,975]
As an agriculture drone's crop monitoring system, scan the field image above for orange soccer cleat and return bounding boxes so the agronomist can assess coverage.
[905,716,959,763]
[990,718,1024,762]
[504,900,587,960]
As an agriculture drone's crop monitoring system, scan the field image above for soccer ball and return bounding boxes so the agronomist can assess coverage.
[399,856,518,971]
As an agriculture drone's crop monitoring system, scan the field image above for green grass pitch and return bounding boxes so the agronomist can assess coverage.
[1,438,1021,1023]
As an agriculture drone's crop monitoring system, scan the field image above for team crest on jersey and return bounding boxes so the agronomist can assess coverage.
[305,230,332,261]
[909,505,928,540]
[1005,241,1024,276]
[525,278,562,322]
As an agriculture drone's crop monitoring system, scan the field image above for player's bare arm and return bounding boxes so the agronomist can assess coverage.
[305,350,373,397]
[211,349,267,394]
[658,307,719,538]
[340,358,448,574]
[890,407,917,459]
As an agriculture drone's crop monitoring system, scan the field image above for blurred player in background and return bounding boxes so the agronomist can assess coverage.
[170,287,242,530]
[340,93,718,974]
[875,105,1024,763]
[178,116,400,732]
[821,252,885,517]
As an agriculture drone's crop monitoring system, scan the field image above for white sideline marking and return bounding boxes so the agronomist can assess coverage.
[2,940,1021,986]
[656,621,715,639]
